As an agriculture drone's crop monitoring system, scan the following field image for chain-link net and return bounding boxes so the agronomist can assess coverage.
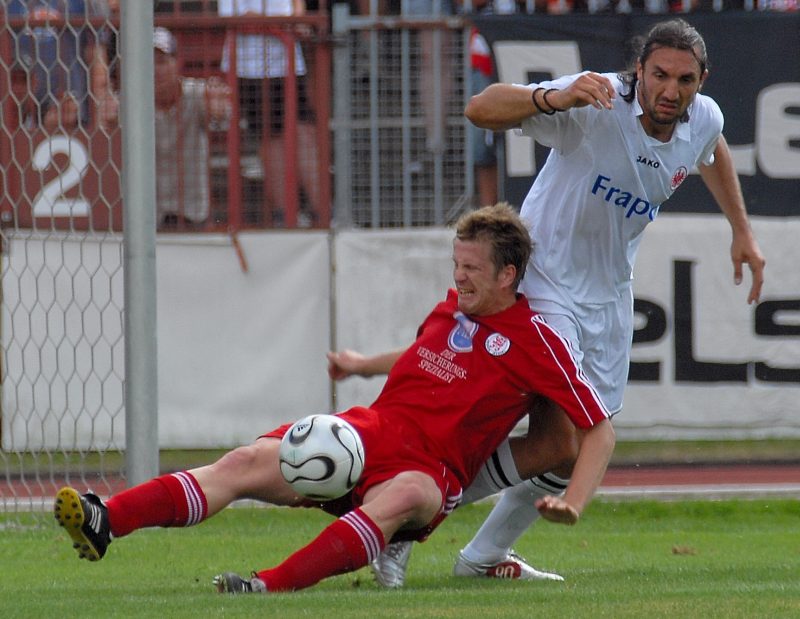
[1,2,125,516]
[342,22,473,228]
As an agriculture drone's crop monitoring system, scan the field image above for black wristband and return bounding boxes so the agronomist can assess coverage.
[531,88,556,116]
[542,88,566,113]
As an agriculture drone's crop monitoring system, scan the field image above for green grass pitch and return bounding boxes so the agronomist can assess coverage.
[2,499,798,618]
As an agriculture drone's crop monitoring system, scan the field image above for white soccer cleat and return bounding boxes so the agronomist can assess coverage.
[370,541,413,588]
[453,550,564,581]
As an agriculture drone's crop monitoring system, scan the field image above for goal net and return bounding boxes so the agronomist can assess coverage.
[1,6,125,514]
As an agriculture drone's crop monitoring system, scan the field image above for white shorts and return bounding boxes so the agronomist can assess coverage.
[529,297,633,414]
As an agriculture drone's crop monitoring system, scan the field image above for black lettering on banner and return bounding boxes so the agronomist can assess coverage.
[755,299,800,336]
[673,260,749,383]
[755,362,800,383]
[629,299,666,382]
[754,299,800,382]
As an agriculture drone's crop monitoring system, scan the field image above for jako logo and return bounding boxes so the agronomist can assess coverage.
[591,175,660,221]
[637,155,660,168]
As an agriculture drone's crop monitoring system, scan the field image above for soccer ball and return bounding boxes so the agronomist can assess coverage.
[279,414,365,501]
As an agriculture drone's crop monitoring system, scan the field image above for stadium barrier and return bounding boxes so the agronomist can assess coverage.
[1,7,798,513]
[0,9,332,233]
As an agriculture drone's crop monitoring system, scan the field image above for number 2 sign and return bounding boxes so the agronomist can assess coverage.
[1,131,122,231]
[31,136,90,218]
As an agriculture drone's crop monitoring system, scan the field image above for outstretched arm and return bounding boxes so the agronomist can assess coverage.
[535,418,615,525]
[698,134,765,304]
[327,348,407,381]
[464,73,616,132]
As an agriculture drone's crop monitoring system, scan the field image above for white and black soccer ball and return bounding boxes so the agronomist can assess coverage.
[279,414,365,501]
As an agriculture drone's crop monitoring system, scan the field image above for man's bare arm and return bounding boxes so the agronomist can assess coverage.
[698,134,765,304]
[327,348,407,381]
[535,418,616,525]
[464,73,616,132]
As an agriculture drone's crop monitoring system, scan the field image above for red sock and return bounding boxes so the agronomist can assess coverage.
[106,471,208,538]
[256,508,385,592]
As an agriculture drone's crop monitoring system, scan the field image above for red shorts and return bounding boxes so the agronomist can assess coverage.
[263,407,463,542]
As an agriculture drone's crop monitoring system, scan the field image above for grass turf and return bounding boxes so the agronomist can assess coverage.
[2,499,799,618]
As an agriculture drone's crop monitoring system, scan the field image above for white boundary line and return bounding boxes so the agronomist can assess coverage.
[3,484,800,513]
[597,483,800,501]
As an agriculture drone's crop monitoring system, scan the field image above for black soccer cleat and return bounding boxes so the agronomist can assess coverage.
[213,571,268,594]
[54,487,112,561]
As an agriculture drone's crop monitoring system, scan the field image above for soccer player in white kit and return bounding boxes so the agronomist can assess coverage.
[371,18,766,586]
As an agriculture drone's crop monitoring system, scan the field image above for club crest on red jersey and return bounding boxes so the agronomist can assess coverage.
[449,311,478,353]
[485,333,511,356]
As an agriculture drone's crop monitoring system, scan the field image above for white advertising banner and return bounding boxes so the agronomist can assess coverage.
[4,220,798,450]
[620,215,800,439]
[155,232,332,447]
[332,217,800,440]
[2,231,332,449]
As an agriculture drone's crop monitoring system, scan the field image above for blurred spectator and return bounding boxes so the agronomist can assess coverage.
[8,60,40,132]
[468,29,498,205]
[219,0,319,226]
[42,91,81,133]
[90,0,119,132]
[102,0,120,92]
[6,0,112,130]
[153,27,232,229]
[757,0,797,8]
[546,0,574,12]
[463,0,518,206]
[401,0,454,156]
[667,0,699,11]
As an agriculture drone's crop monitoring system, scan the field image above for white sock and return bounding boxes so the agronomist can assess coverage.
[461,473,570,566]
[462,439,523,505]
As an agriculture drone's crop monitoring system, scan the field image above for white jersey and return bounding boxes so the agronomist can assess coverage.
[518,72,722,309]
[516,72,723,412]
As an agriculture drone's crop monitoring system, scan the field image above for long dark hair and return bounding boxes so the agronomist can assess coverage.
[618,19,709,104]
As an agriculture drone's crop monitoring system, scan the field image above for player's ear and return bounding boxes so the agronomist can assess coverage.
[500,264,517,289]
[698,69,708,92]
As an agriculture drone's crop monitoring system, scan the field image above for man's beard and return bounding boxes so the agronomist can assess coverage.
[647,107,678,126]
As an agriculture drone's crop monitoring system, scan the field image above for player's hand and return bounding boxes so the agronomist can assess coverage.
[731,231,765,304]
[549,72,616,111]
[97,91,119,131]
[326,349,366,381]
[535,495,579,525]
[205,77,232,122]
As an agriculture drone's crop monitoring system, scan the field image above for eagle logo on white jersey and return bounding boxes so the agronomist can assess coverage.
[671,166,689,190]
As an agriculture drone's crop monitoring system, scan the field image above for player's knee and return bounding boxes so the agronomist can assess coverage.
[213,441,272,476]
[389,472,442,522]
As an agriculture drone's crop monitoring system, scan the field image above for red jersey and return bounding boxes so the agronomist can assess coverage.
[369,289,609,489]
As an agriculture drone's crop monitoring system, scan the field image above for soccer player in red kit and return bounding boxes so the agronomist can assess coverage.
[54,203,615,594]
